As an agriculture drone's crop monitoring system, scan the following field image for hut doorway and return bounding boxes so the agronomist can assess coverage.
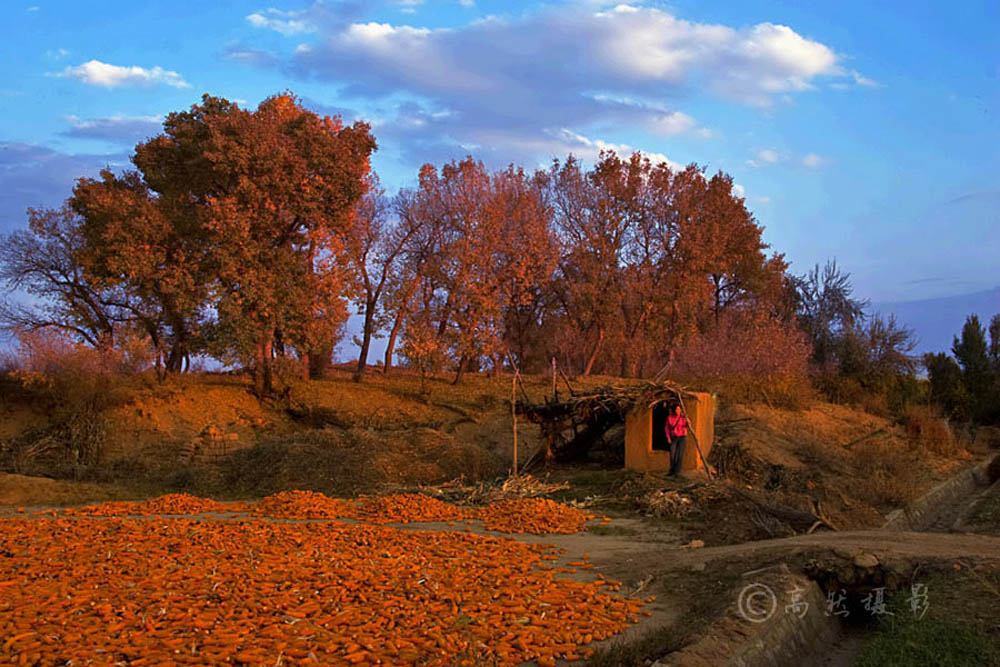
[651,401,674,451]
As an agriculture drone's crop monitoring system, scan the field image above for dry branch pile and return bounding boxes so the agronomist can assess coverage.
[639,489,694,518]
[518,380,691,465]
[465,474,571,505]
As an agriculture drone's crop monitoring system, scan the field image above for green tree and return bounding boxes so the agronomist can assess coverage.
[924,352,971,420]
[794,260,868,368]
[952,314,994,419]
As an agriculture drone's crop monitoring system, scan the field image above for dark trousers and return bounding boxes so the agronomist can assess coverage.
[669,436,687,475]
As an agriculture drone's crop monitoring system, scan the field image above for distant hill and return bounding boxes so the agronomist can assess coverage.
[873,287,1000,357]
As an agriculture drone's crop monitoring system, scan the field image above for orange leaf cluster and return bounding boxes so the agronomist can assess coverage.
[247,490,357,520]
[0,518,642,665]
[356,493,470,524]
[477,498,597,535]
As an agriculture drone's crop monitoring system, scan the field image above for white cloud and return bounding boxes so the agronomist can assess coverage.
[757,149,779,163]
[247,8,316,35]
[58,60,189,88]
[238,3,861,170]
[648,110,697,136]
[752,195,771,204]
[458,0,474,6]
[289,5,854,105]
[746,149,779,168]
[27,6,39,12]
[851,69,879,87]
[801,152,828,168]
[733,183,746,198]
[223,45,278,67]
[551,129,680,170]
[63,114,164,144]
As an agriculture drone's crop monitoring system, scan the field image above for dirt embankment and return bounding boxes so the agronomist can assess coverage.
[0,372,982,528]
[0,372,556,503]
[687,401,975,545]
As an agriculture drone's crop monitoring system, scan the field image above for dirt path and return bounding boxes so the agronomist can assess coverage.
[657,529,1000,570]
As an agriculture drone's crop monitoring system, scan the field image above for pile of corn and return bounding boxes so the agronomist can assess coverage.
[0,517,645,665]
[356,492,470,524]
[248,490,357,520]
[64,494,233,517]
[477,497,597,534]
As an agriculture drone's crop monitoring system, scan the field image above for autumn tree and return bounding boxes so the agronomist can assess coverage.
[0,206,124,348]
[379,185,447,374]
[70,169,210,373]
[346,175,428,381]
[542,155,627,376]
[129,93,375,393]
[539,151,782,378]
[395,158,556,382]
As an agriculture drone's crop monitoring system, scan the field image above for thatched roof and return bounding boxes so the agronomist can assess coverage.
[517,380,693,422]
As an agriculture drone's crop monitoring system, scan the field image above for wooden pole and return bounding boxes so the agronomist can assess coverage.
[676,393,713,480]
[551,357,557,402]
[511,370,519,478]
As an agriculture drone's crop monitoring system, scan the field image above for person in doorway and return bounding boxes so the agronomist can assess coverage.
[665,403,688,476]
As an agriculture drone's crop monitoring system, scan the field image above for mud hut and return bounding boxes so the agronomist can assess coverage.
[624,390,716,474]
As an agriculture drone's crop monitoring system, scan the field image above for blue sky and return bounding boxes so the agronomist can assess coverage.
[2,0,998,313]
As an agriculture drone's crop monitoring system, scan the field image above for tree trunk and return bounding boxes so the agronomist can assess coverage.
[383,274,421,374]
[383,313,402,374]
[308,340,332,379]
[254,329,274,396]
[273,328,285,357]
[354,299,376,382]
[583,328,604,376]
[165,342,186,373]
[452,355,468,385]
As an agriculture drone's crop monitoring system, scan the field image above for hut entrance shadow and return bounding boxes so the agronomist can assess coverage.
[651,402,673,452]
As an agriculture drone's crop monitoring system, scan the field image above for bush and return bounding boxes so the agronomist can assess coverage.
[672,312,813,408]
[853,440,922,508]
[1,331,132,477]
[904,404,961,456]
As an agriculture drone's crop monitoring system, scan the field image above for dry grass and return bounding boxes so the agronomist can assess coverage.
[851,439,924,508]
[904,404,962,456]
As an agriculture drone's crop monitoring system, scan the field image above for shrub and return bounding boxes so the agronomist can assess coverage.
[853,440,923,508]
[904,404,961,456]
[672,312,813,408]
[1,331,132,476]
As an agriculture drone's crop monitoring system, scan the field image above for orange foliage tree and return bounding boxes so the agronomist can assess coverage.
[68,94,376,393]
[396,158,557,383]
[537,151,787,378]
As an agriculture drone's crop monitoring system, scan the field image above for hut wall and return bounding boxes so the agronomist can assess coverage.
[624,392,716,474]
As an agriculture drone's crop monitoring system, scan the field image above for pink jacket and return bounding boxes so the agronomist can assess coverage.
[666,415,688,439]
